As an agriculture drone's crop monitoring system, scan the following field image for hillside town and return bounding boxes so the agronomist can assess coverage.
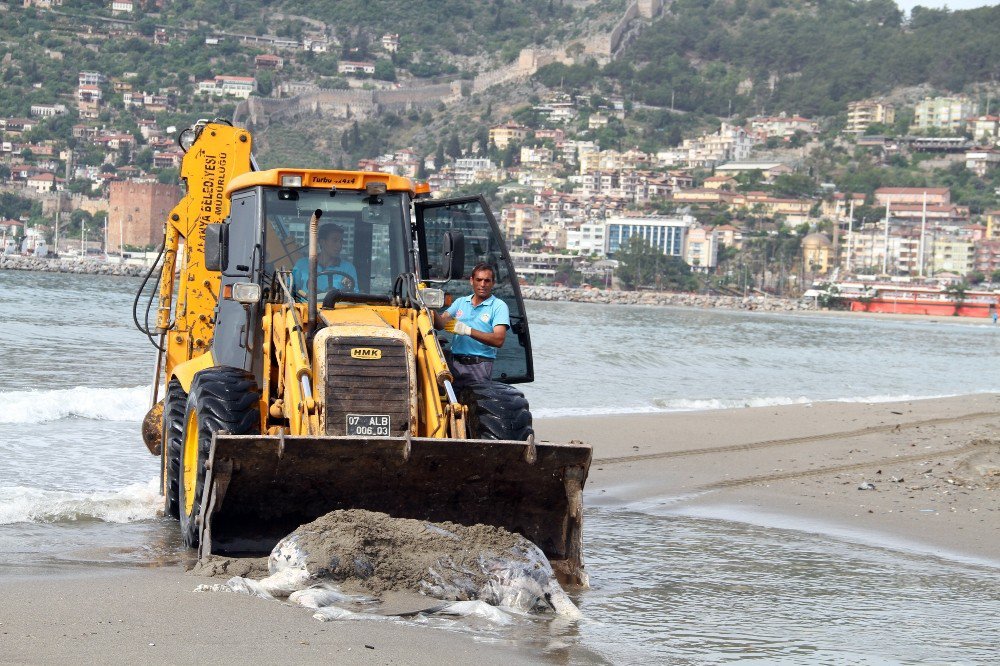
[2,7,999,294]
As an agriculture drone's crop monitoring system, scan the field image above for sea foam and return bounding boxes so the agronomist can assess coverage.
[0,478,160,525]
[0,385,150,424]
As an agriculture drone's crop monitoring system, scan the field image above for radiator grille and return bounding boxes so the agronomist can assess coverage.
[323,336,410,436]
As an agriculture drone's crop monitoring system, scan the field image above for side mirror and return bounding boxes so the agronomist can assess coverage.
[441,230,465,280]
[204,223,227,272]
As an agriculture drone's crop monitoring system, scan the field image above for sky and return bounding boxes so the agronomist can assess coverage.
[895,0,998,11]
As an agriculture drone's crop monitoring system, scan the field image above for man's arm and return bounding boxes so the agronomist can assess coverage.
[434,299,460,329]
[466,324,507,349]
[344,262,360,293]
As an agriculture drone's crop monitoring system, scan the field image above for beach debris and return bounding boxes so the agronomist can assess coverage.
[194,509,582,620]
[857,482,876,491]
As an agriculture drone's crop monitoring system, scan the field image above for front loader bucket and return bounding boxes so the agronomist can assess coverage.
[198,434,592,585]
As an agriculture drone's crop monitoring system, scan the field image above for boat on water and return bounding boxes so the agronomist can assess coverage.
[817,281,1000,318]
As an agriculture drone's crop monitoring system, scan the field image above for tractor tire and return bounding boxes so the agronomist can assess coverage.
[178,367,260,549]
[161,378,187,520]
[458,381,534,441]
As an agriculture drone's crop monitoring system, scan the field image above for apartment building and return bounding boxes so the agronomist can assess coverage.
[931,235,975,275]
[452,158,498,186]
[681,122,753,168]
[488,123,529,150]
[684,226,718,271]
[196,75,256,99]
[972,239,1000,275]
[500,204,543,239]
[565,222,606,256]
[381,33,400,52]
[822,192,867,222]
[78,71,106,87]
[749,113,818,139]
[846,99,895,133]
[605,213,694,258]
[911,96,978,133]
[970,115,1000,141]
[965,149,1000,178]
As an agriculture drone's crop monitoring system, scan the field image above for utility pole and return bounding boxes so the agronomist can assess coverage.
[846,199,855,273]
[882,200,891,275]
[918,191,927,278]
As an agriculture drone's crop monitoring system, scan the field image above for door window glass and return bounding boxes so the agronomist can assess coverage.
[417,197,532,384]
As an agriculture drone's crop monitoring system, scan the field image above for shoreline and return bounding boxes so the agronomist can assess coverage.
[1,254,146,277]
[0,394,997,662]
[5,261,995,325]
[537,393,1000,563]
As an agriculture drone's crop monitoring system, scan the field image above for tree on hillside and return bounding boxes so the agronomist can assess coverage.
[615,236,696,291]
[445,133,462,160]
[374,59,396,82]
[771,173,817,198]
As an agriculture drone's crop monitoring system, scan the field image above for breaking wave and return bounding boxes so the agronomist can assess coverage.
[0,385,150,424]
[532,393,963,418]
[0,479,160,525]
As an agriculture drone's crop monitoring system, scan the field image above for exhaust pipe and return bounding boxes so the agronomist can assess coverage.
[307,209,323,331]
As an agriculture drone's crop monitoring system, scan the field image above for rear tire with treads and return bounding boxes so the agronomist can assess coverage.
[178,367,260,549]
[458,381,533,441]
[161,378,187,519]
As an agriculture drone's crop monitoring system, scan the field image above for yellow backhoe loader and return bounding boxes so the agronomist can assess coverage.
[136,120,591,584]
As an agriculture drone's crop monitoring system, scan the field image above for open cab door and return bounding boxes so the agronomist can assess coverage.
[414,195,533,384]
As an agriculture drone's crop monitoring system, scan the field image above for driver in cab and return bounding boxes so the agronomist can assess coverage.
[291,223,359,300]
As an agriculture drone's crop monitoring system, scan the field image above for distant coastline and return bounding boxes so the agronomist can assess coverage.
[519,285,811,312]
[0,255,146,277]
[1,256,812,312]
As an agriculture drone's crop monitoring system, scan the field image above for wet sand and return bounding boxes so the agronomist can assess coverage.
[2,394,997,662]
[538,393,1000,563]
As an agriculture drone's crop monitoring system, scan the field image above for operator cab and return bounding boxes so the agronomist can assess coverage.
[207,169,532,384]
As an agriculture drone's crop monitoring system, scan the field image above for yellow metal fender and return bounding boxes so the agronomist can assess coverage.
[140,351,216,457]
[171,351,217,393]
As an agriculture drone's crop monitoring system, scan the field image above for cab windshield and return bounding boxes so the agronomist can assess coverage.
[261,188,408,301]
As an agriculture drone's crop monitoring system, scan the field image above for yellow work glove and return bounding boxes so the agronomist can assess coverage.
[444,319,472,336]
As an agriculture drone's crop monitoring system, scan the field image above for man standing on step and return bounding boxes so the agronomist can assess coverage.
[434,262,509,388]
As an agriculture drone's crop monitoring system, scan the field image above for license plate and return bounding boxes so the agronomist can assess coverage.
[346,414,391,437]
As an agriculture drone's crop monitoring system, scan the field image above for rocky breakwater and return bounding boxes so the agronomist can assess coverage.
[0,255,145,277]
[519,285,814,312]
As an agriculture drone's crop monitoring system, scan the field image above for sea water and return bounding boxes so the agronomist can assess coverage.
[1,270,998,662]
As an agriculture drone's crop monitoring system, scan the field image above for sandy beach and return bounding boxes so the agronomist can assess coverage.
[537,393,1000,563]
[2,394,997,663]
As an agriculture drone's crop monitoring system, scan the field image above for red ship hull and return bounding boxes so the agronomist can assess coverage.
[848,298,996,318]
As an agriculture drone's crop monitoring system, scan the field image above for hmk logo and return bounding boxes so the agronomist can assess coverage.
[351,347,382,360]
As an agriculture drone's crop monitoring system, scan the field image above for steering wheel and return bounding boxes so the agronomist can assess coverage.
[316,269,356,294]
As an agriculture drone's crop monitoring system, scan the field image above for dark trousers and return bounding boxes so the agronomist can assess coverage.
[448,354,494,388]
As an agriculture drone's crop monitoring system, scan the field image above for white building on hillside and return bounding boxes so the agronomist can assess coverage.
[605,214,695,258]
[197,75,256,99]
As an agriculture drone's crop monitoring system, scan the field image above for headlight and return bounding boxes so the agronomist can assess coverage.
[419,287,445,309]
[229,282,261,304]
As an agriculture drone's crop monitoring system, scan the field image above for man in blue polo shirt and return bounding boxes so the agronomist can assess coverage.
[434,262,510,387]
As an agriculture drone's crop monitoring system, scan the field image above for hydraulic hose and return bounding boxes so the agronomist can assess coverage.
[132,244,165,350]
